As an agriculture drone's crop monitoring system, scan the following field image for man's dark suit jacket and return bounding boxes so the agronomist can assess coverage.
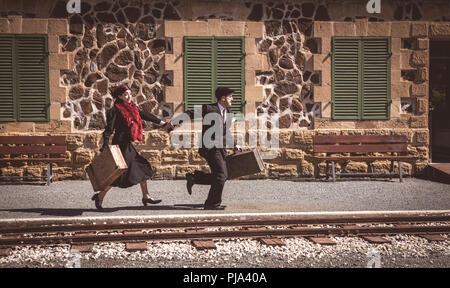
[198,103,234,157]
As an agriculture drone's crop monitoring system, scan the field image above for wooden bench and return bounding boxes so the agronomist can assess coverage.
[312,135,414,182]
[0,136,68,185]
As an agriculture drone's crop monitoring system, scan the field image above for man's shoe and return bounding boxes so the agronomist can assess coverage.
[204,204,225,210]
[186,173,194,195]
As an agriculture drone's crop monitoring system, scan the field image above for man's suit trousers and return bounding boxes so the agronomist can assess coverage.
[193,148,228,207]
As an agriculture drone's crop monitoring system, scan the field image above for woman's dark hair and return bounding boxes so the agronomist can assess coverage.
[110,84,130,99]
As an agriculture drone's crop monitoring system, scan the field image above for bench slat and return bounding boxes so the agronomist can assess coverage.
[0,136,66,145]
[0,146,67,155]
[313,144,407,153]
[313,135,407,144]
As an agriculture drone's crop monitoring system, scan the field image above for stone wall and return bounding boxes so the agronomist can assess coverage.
[1,0,450,181]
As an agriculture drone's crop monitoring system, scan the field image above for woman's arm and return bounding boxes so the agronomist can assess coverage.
[139,110,164,125]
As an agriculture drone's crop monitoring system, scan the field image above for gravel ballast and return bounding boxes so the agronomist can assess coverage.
[1,234,448,268]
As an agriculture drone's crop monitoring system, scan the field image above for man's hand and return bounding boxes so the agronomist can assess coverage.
[161,121,174,133]
[233,145,242,152]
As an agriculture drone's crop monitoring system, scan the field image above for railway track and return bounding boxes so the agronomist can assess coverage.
[0,212,449,253]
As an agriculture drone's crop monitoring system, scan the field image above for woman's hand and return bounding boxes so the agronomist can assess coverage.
[161,121,174,133]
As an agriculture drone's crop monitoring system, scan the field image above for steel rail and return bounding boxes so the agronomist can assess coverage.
[1,214,450,235]
[1,224,449,247]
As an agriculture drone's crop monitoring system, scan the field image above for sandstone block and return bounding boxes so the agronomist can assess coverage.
[355,19,368,36]
[49,54,69,70]
[146,132,169,148]
[35,120,71,132]
[185,21,208,36]
[334,22,356,36]
[284,149,304,161]
[411,84,427,97]
[367,22,391,36]
[164,21,185,37]
[430,23,450,37]
[8,16,22,33]
[416,98,428,114]
[410,116,427,128]
[153,166,174,179]
[140,150,162,164]
[268,164,298,178]
[344,161,368,173]
[165,86,183,103]
[411,23,427,38]
[4,122,34,133]
[313,22,332,37]
[415,130,429,144]
[72,149,93,165]
[391,22,410,37]
[48,19,68,35]
[0,18,9,33]
[22,19,48,34]
[221,21,245,36]
[410,51,428,66]
[413,38,428,50]
[165,53,182,71]
[50,86,68,103]
[175,165,200,179]
[245,86,263,102]
[162,149,189,163]
[245,21,264,38]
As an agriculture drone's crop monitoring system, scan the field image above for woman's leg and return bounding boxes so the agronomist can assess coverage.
[140,181,151,199]
[140,180,161,204]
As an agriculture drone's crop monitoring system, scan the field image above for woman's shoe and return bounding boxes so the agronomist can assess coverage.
[142,197,162,206]
[91,193,104,211]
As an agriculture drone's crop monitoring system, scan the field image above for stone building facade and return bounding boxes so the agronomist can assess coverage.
[1,0,450,181]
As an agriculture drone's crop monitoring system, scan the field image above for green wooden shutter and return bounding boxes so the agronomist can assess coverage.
[332,37,360,120]
[184,37,214,111]
[215,37,245,114]
[16,35,49,122]
[362,37,390,120]
[0,35,15,122]
[184,36,245,114]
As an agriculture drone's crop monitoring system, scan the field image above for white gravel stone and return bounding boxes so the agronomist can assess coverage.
[0,234,448,267]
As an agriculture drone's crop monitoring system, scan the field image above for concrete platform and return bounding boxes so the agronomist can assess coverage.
[0,178,449,221]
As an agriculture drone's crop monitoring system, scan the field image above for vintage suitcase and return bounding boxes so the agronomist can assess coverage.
[85,145,127,192]
[226,148,265,179]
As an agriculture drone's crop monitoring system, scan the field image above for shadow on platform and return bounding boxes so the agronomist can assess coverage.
[0,204,206,217]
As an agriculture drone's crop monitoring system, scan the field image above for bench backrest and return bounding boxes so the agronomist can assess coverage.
[0,136,67,155]
[313,135,408,153]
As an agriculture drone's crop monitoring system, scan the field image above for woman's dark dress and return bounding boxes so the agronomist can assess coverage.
[102,103,161,188]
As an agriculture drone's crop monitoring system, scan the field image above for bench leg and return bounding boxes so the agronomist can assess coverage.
[326,162,329,180]
[331,161,336,183]
[398,160,403,183]
[47,163,53,186]
[390,160,394,180]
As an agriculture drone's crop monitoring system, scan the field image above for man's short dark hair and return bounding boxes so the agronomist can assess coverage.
[215,87,234,100]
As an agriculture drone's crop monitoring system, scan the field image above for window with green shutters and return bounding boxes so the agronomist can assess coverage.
[332,37,391,120]
[0,34,49,122]
[183,36,245,115]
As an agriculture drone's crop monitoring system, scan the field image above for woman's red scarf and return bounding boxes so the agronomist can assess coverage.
[114,100,143,141]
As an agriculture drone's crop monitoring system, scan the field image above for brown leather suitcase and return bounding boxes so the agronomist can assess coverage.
[85,145,127,191]
[226,148,264,179]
